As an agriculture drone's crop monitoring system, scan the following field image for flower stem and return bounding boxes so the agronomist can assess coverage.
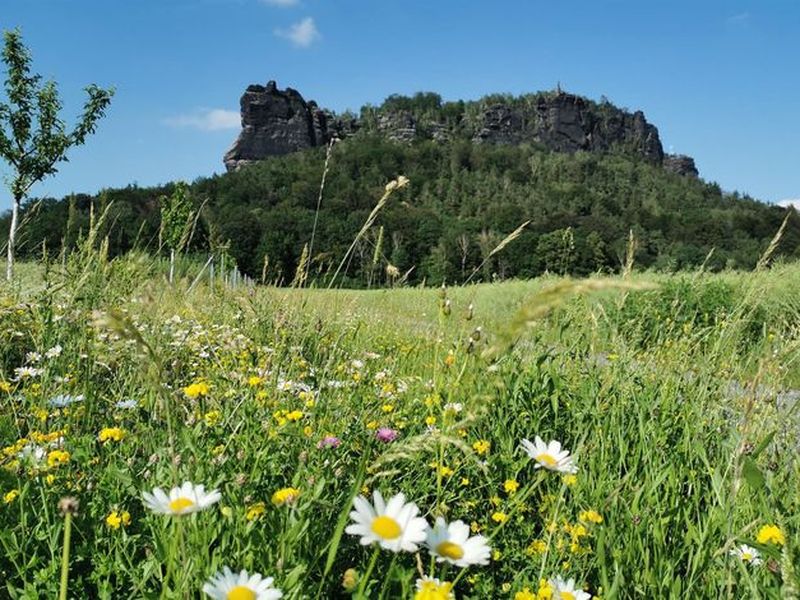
[356,546,381,599]
[58,512,72,600]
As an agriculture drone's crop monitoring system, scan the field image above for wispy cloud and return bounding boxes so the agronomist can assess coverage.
[726,12,750,26]
[275,17,320,48]
[164,108,240,131]
[261,0,299,6]
[778,199,800,209]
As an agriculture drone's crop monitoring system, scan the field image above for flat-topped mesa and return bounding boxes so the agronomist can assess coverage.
[224,82,695,175]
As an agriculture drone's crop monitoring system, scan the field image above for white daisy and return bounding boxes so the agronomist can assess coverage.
[415,576,454,599]
[142,481,221,516]
[203,566,282,599]
[345,490,428,553]
[426,517,490,567]
[550,577,591,600]
[729,544,762,566]
[520,436,578,474]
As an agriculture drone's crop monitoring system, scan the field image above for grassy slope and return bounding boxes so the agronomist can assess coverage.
[0,259,799,598]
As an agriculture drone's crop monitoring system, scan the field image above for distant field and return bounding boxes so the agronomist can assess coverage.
[1,257,799,598]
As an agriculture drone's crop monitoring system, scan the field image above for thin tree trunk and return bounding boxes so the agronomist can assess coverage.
[169,248,175,284]
[6,196,20,282]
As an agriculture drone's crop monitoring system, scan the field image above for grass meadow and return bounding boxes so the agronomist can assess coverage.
[1,245,799,598]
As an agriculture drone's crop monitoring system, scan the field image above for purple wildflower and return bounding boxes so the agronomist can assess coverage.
[317,436,341,449]
[375,427,399,443]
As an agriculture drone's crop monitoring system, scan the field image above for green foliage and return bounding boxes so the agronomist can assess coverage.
[0,263,798,597]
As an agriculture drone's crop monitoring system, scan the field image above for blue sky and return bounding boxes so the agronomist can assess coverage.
[1,0,798,210]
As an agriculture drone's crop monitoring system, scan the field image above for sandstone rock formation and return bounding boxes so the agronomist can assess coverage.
[224,81,695,176]
[663,154,699,177]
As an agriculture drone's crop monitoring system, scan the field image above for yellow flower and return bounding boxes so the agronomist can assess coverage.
[105,510,131,529]
[4,489,19,504]
[526,539,547,555]
[425,416,437,426]
[460,477,470,486]
[0,381,11,393]
[342,568,358,592]
[45,474,56,485]
[437,465,454,477]
[271,487,300,506]
[203,411,221,427]
[183,382,209,399]
[562,474,578,486]
[33,408,48,422]
[472,440,490,455]
[515,588,536,600]
[536,579,554,600]
[98,427,126,443]
[246,502,266,520]
[365,420,378,430]
[248,376,263,387]
[47,450,70,468]
[493,549,503,561]
[414,577,453,600]
[504,479,519,494]
[491,511,508,524]
[470,521,482,533]
[303,425,313,437]
[444,352,456,367]
[286,410,303,422]
[381,404,394,413]
[579,510,603,524]
[756,524,785,546]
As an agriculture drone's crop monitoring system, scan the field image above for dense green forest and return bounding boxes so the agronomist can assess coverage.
[1,133,798,286]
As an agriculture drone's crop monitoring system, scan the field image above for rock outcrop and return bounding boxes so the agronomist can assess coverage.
[224,81,695,176]
[663,154,699,177]
[472,93,663,163]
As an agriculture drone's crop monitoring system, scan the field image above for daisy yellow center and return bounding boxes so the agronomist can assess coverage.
[742,552,753,561]
[226,586,256,600]
[560,592,575,600]
[436,541,464,560]
[371,515,402,539]
[169,497,195,512]
[536,453,558,467]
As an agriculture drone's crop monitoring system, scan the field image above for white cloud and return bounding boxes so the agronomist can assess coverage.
[164,109,240,131]
[275,17,320,48]
[261,0,299,6]
[777,199,800,209]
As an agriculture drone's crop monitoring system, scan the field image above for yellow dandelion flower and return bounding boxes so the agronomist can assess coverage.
[425,416,437,426]
[381,404,394,413]
[271,487,300,506]
[183,382,209,398]
[504,479,519,494]
[47,449,70,468]
[98,427,126,443]
[4,489,19,504]
[248,376,263,387]
[515,588,536,600]
[756,524,785,546]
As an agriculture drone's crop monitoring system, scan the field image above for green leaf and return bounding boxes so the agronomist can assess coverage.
[742,456,766,491]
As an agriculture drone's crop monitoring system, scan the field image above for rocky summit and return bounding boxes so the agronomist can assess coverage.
[224,80,697,176]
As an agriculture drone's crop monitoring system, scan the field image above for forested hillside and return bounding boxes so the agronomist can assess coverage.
[2,131,798,286]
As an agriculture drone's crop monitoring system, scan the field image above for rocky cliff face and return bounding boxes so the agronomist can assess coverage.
[224,81,694,175]
[223,81,357,171]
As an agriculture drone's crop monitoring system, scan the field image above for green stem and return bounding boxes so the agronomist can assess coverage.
[58,513,72,600]
[356,546,381,599]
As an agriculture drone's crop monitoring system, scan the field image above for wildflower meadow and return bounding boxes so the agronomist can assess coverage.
[0,225,799,599]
